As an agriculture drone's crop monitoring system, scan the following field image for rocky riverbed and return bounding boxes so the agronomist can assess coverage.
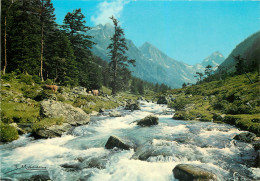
[1,101,260,181]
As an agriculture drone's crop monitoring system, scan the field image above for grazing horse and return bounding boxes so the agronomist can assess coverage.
[44,85,58,93]
[92,90,99,96]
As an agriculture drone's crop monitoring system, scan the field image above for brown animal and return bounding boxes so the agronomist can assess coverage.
[92,90,99,96]
[44,85,58,93]
[88,91,92,94]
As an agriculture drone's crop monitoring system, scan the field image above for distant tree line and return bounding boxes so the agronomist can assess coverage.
[186,54,259,87]
[1,0,169,95]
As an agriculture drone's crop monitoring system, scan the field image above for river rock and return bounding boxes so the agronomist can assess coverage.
[157,96,168,104]
[233,132,256,143]
[125,101,141,111]
[20,174,51,181]
[40,99,90,125]
[99,108,105,113]
[105,135,132,150]
[32,123,72,139]
[137,115,159,126]
[173,164,217,181]
[109,111,122,117]
[83,157,107,169]
[60,163,81,171]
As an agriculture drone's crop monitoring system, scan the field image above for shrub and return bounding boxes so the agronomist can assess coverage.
[22,86,39,99]
[173,111,189,120]
[32,75,42,84]
[169,97,189,111]
[19,74,34,85]
[44,79,53,85]
[34,90,53,101]
[0,122,19,142]
[57,95,65,102]
[1,72,16,81]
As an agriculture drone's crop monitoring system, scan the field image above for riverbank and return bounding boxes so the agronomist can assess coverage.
[164,72,260,136]
[1,73,143,142]
[1,72,259,143]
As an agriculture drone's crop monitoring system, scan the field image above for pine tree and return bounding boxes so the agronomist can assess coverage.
[234,55,245,75]
[205,65,213,77]
[107,16,135,95]
[62,8,95,87]
[195,72,204,82]
[9,0,42,75]
[39,0,56,81]
[137,80,145,95]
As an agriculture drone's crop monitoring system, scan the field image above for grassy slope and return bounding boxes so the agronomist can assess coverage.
[168,72,260,136]
[0,74,140,142]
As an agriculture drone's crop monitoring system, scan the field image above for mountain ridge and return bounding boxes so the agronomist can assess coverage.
[89,24,225,88]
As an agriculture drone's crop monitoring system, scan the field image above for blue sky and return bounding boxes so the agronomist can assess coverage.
[52,0,260,65]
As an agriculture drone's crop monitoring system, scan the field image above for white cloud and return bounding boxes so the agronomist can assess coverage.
[91,0,130,25]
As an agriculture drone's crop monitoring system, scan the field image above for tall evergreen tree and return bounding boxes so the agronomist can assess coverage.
[62,8,95,87]
[39,0,56,81]
[107,16,135,95]
[234,55,245,75]
[4,0,42,74]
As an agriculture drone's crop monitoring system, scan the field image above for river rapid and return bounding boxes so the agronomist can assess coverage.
[1,101,259,181]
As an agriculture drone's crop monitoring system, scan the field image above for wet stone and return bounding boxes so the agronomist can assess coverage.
[233,132,256,143]
[137,115,159,126]
[105,135,132,150]
[173,164,217,181]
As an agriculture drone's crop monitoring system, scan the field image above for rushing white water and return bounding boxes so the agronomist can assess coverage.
[0,101,258,181]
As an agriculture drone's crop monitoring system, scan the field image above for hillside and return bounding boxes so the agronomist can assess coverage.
[218,31,260,72]
[165,72,260,136]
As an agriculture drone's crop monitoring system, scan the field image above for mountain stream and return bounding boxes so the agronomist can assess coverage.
[1,101,259,181]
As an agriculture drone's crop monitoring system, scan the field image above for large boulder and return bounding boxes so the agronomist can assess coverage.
[233,132,256,143]
[125,100,141,111]
[105,135,132,150]
[137,115,159,126]
[157,96,168,104]
[40,99,90,126]
[173,164,217,181]
[33,100,90,139]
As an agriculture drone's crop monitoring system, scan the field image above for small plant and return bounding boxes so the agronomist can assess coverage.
[0,122,19,142]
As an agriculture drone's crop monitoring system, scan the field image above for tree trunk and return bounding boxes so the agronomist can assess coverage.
[40,24,44,82]
[112,57,117,95]
[3,16,7,75]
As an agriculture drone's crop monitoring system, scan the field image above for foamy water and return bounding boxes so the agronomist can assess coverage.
[0,101,258,180]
